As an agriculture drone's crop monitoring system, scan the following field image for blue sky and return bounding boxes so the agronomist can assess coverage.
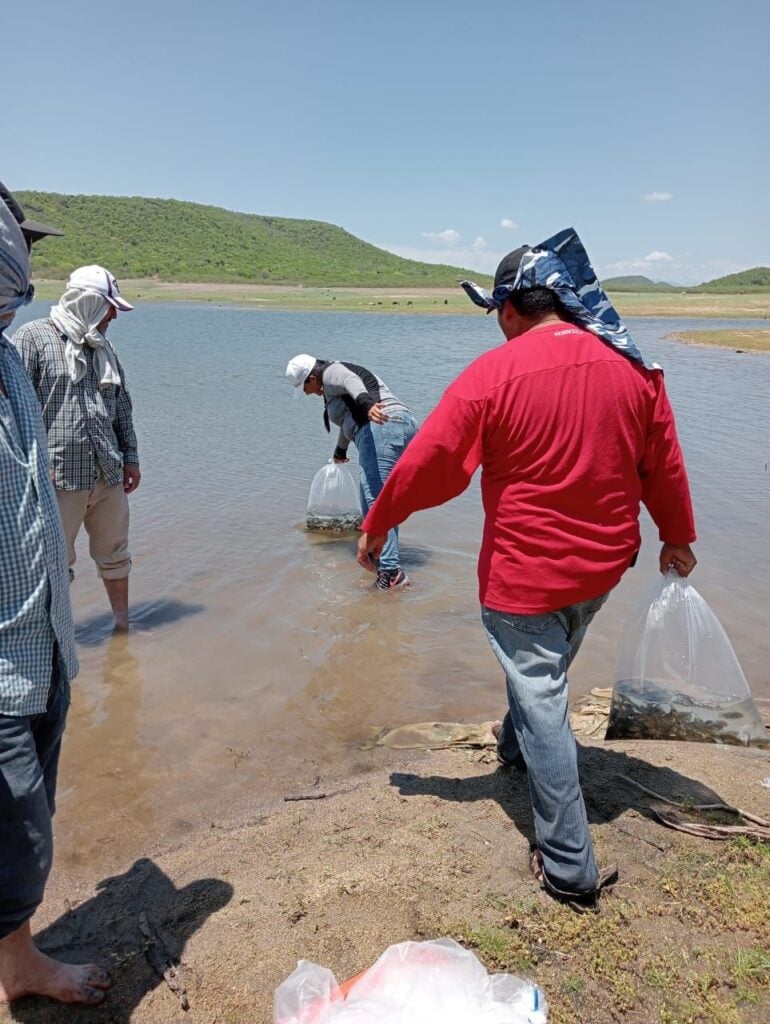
[6,0,769,284]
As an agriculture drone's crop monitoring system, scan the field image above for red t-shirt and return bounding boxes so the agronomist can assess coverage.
[362,321,696,614]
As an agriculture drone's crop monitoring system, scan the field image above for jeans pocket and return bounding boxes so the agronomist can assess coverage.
[499,611,555,636]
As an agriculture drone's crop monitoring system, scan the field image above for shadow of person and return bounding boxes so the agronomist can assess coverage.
[390,743,731,851]
[9,858,233,1023]
[75,598,205,646]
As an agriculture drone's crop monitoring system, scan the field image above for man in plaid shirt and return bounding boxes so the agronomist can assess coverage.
[14,265,140,631]
[0,190,111,1003]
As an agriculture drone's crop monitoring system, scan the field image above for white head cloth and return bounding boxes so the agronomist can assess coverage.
[50,288,122,386]
[0,197,32,320]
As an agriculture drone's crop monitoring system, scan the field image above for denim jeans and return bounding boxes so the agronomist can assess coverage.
[0,655,69,939]
[481,593,609,895]
[356,413,418,571]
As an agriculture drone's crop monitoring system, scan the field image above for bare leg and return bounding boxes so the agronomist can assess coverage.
[103,577,129,631]
[0,921,110,1005]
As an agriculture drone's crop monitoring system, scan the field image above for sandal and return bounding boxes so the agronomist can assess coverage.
[529,847,618,914]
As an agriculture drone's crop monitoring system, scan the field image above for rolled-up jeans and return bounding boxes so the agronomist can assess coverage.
[0,655,69,939]
[356,414,418,571]
[481,592,609,895]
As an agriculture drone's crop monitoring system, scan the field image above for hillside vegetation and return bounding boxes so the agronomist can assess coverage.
[692,266,770,293]
[17,191,487,287]
[603,275,677,292]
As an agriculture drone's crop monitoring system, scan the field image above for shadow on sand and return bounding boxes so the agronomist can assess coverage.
[10,858,232,1023]
[74,598,205,647]
[391,742,731,850]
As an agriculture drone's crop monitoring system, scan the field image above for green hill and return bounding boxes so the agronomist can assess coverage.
[17,191,489,287]
[603,275,678,292]
[692,266,770,293]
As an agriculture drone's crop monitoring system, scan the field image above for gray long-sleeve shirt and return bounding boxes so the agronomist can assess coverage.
[321,361,409,453]
[13,317,139,491]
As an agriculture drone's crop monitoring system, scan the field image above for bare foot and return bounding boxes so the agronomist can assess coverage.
[112,618,130,633]
[0,927,110,1005]
[491,719,503,740]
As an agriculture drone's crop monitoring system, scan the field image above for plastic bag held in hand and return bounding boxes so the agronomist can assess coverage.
[306,461,362,532]
[606,571,768,747]
[274,938,547,1023]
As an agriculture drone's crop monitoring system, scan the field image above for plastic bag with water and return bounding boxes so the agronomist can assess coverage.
[306,461,362,532]
[606,572,769,747]
[274,938,548,1023]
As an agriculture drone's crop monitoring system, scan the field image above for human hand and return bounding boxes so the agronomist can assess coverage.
[357,532,387,572]
[123,464,141,494]
[333,456,349,464]
[659,543,697,577]
[368,403,389,425]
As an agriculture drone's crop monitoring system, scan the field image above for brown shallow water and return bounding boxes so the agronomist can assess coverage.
[12,302,770,877]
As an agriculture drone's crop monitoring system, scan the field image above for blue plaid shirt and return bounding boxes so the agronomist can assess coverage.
[0,330,78,715]
[13,317,139,491]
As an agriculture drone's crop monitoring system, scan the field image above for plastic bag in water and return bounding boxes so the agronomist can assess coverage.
[306,461,362,532]
[274,938,547,1023]
[606,572,769,747]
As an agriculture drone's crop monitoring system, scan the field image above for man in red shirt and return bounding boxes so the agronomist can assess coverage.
[357,236,697,910]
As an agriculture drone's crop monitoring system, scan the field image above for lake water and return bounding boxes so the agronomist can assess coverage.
[11,301,770,874]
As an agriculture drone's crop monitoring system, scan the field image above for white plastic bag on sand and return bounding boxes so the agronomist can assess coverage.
[606,572,769,747]
[306,461,361,532]
[274,938,547,1024]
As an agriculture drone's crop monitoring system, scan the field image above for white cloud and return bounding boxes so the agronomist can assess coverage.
[500,218,518,229]
[644,250,674,263]
[642,192,673,203]
[380,242,505,275]
[420,228,461,245]
[599,253,753,286]
[472,236,487,253]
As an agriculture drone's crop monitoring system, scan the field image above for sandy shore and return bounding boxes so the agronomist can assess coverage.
[29,279,770,321]
[668,327,770,352]
[4,735,769,1024]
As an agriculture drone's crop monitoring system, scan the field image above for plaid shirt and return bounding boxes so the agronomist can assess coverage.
[12,317,139,491]
[0,331,78,715]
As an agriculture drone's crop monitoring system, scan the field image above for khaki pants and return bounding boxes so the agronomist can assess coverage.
[56,478,131,581]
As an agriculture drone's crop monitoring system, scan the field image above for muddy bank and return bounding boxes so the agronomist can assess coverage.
[4,736,769,1024]
[668,327,770,352]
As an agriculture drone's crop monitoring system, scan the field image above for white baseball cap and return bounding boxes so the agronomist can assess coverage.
[285,353,317,398]
[67,265,134,311]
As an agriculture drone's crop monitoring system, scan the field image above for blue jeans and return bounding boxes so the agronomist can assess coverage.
[356,414,418,571]
[0,655,69,939]
[481,593,609,895]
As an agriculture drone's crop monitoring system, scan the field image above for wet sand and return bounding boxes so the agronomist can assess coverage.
[4,736,769,1024]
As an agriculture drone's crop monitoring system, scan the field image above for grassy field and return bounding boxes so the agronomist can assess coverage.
[30,279,770,321]
[668,328,770,352]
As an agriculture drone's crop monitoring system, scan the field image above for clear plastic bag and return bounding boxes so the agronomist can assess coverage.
[306,461,362,532]
[606,572,769,747]
[274,938,547,1024]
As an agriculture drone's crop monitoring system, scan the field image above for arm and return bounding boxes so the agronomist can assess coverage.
[357,387,485,567]
[325,363,386,423]
[334,429,350,463]
[112,354,141,492]
[639,375,697,575]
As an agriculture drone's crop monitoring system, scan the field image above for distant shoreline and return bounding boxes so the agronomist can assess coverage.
[30,279,770,329]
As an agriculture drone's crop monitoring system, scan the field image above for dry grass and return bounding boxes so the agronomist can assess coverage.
[668,328,770,352]
[29,279,770,320]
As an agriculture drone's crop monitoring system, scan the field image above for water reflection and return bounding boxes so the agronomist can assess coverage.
[59,636,152,869]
